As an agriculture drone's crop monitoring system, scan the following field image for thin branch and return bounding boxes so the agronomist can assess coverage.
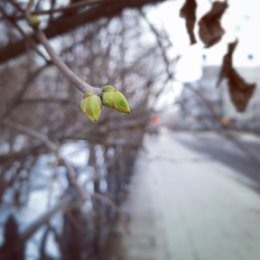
[11,0,101,94]
[35,29,101,94]
[21,97,70,103]
[29,0,104,17]
[139,10,172,79]
[0,4,49,62]
[185,83,222,123]
[21,199,69,240]
[1,120,125,219]
[0,0,167,64]
[8,0,105,20]
[2,120,86,198]
[2,120,58,152]
[1,63,51,119]
[25,0,35,20]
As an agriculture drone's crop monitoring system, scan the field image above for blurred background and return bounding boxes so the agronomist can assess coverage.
[0,0,260,259]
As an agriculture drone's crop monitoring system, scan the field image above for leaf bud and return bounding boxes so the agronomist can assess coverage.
[113,90,130,113]
[28,15,41,28]
[80,92,102,122]
[102,85,130,113]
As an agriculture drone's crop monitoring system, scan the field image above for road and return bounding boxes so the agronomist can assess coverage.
[119,130,260,260]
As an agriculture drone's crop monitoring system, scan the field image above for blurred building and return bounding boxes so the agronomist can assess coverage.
[176,66,260,131]
[176,66,222,130]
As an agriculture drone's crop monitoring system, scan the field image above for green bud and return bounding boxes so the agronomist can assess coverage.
[80,98,88,112]
[103,85,116,92]
[80,93,102,122]
[101,85,130,113]
[102,91,115,109]
[114,91,130,113]
[28,15,41,28]
[102,85,116,109]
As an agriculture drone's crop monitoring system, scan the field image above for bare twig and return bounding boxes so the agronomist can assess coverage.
[21,97,70,104]
[0,4,49,62]
[1,0,168,64]
[21,199,69,240]
[1,63,51,119]
[14,0,101,95]
[25,0,35,21]
[139,10,172,79]
[35,29,101,94]
[1,119,85,198]
[185,83,222,123]
[30,0,104,16]
[2,120,58,152]
[1,120,126,220]
[9,0,105,19]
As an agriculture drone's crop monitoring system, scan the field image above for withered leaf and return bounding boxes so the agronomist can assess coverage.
[217,40,238,85]
[180,0,197,45]
[198,1,228,48]
[228,70,256,112]
[218,40,256,112]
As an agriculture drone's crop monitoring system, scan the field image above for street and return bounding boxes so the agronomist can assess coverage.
[120,130,260,260]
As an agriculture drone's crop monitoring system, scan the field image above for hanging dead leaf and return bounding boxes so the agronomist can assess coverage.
[180,0,197,45]
[217,40,238,86]
[228,70,256,112]
[218,40,256,112]
[198,1,228,48]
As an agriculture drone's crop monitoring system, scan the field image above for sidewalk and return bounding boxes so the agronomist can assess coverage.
[119,131,260,260]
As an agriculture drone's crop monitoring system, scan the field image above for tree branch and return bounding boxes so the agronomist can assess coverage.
[0,0,166,64]
[36,29,100,94]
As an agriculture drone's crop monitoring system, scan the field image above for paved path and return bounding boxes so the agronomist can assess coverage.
[120,131,260,260]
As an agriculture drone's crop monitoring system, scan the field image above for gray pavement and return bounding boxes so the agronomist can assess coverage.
[120,130,260,260]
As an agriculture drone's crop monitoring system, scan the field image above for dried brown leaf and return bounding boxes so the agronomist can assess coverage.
[218,40,237,85]
[218,40,256,112]
[180,0,197,45]
[198,1,228,48]
[228,70,255,112]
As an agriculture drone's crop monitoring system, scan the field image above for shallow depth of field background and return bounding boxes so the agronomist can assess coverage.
[1,1,260,260]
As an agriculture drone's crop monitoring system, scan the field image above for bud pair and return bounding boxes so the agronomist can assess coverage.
[80,92,102,122]
[102,85,130,113]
